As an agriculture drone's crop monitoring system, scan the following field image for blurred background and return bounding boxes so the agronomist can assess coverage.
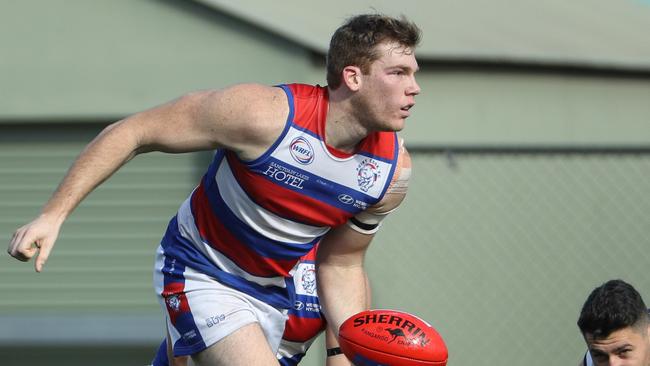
[1,0,650,365]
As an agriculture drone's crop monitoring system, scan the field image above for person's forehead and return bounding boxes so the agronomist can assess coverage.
[373,42,418,68]
[587,327,643,349]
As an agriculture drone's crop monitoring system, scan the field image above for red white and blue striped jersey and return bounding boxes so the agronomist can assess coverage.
[160,83,399,309]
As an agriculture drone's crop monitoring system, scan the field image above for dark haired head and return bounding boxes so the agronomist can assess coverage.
[326,14,421,89]
[578,279,649,338]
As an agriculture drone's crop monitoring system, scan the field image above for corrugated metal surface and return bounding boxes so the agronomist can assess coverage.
[0,124,204,314]
[198,0,650,69]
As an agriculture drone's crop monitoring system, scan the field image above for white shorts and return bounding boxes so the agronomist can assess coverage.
[153,246,289,357]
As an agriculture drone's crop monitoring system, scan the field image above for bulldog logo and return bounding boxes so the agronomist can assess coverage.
[356,158,381,192]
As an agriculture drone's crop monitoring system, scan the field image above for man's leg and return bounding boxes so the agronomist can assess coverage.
[192,323,279,366]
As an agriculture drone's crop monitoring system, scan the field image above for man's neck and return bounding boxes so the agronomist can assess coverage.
[326,87,370,153]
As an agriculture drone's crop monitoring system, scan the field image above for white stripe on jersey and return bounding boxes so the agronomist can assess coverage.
[216,158,330,243]
[272,126,393,199]
[176,197,287,287]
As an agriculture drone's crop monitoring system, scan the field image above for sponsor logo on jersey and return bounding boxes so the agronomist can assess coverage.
[294,301,305,310]
[262,161,308,189]
[356,158,381,192]
[289,137,315,165]
[338,194,354,205]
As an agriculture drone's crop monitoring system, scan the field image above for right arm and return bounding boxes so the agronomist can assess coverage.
[8,84,288,272]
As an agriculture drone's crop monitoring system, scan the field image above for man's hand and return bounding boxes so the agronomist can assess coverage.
[8,214,63,272]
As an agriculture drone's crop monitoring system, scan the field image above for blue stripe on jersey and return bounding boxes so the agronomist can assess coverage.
[161,216,292,309]
[279,353,305,366]
[289,294,323,319]
[253,156,377,213]
[284,278,322,319]
[201,174,322,260]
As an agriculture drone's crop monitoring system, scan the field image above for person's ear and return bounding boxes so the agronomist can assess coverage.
[342,66,362,91]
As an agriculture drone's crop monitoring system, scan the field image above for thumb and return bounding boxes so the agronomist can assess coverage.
[35,239,54,273]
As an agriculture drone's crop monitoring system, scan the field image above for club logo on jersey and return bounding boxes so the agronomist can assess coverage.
[166,295,181,312]
[357,158,381,192]
[338,194,354,205]
[289,137,315,165]
[301,267,317,295]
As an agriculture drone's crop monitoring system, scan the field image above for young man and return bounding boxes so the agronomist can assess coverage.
[578,279,650,366]
[8,14,420,365]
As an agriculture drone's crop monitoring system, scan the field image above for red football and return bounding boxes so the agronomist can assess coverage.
[338,309,448,366]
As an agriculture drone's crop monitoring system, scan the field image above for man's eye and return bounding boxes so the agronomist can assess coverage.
[593,353,608,360]
[619,349,631,356]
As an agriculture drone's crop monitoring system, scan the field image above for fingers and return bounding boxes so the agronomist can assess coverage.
[8,227,51,272]
[35,238,54,273]
[8,227,37,262]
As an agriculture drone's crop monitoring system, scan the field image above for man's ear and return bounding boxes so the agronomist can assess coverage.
[341,66,362,91]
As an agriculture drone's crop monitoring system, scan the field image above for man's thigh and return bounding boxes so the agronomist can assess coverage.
[192,322,280,366]
[156,263,287,359]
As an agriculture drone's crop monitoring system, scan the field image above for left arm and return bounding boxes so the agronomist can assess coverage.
[316,144,411,336]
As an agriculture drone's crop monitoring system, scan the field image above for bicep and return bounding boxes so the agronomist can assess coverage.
[128,84,287,157]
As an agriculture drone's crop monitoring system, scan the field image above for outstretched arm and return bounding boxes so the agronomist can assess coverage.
[8,84,287,271]
[316,144,411,337]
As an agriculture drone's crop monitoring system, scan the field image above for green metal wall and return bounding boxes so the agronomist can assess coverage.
[0,123,201,314]
[2,1,650,365]
[3,132,649,365]
[0,0,321,119]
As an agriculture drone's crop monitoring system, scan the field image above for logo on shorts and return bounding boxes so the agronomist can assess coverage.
[167,295,181,312]
[289,137,315,165]
[356,158,381,192]
[206,314,226,328]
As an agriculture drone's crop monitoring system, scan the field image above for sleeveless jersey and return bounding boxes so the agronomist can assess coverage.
[159,83,399,310]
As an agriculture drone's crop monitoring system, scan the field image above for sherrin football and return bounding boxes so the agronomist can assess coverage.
[338,309,448,366]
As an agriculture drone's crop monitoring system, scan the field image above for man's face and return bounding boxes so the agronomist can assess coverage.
[353,41,420,132]
[585,325,650,366]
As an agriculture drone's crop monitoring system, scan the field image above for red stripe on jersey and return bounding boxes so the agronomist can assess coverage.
[288,84,326,136]
[283,314,326,343]
[358,131,397,161]
[286,84,396,161]
[190,183,297,277]
[226,153,350,227]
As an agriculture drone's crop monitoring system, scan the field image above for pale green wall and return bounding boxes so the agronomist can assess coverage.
[402,71,650,146]
[1,1,650,366]
[0,0,321,119]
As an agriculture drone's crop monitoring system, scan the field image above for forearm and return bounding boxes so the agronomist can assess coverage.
[316,226,374,335]
[319,263,370,332]
[41,120,140,221]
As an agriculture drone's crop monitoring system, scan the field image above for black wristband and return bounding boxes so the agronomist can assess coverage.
[326,347,343,357]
